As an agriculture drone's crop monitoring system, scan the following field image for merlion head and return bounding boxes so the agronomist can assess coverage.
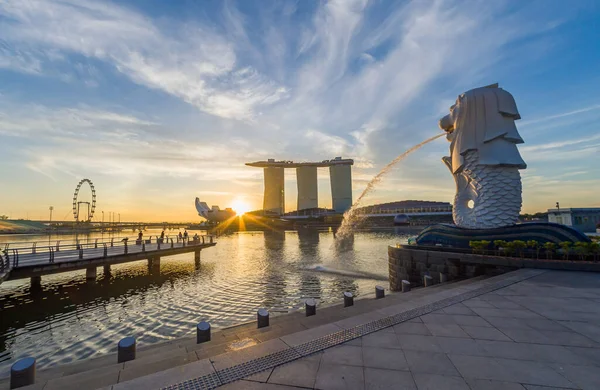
[439,83,527,173]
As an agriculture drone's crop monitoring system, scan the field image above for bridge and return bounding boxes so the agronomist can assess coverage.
[0,234,216,287]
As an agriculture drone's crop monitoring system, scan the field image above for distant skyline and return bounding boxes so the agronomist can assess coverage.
[1,0,599,222]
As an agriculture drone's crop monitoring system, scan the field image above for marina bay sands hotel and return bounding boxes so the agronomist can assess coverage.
[246,157,353,215]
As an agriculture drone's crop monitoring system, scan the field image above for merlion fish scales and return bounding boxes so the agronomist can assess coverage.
[438,83,527,229]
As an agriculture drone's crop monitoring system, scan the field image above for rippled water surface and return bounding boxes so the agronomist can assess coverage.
[0,228,414,376]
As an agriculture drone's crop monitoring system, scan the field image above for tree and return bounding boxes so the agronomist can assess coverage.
[512,240,527,258]
[0,215,8,220]
[543,242,557,259]
[494,240,508,256]
[527,240,540,259]
[559,241,572,260]
[574,242,589,261]
[590,241,600,262]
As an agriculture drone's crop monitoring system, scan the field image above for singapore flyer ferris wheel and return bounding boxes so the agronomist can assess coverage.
[73,178,97,222]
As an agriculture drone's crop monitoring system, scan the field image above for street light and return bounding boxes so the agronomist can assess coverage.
[49,206,53,223]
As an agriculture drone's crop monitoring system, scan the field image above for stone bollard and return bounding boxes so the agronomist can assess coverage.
[401,280,411,293]
[257,308,269,328]
[117,337,136,363]
[10,357,35,389]
[424,275,433,287]
[375,285,385,299]
[196,321,211,344]
[305,298,316,317]
[440,272,448,283]
[343,292,354,307]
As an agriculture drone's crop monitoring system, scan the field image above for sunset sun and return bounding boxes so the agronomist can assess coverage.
[231,199,251,215]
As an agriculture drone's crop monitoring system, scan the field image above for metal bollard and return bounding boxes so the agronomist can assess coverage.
[424,275,433,287]
[196,321,211,344]
[305,298,316,317]
[10,357,35,389]
[402,280,411,293]
[375,285,385,299]
[117,337,136,363]
[257,308,269,328]
[440,272,448,283]
[343,292,354,307]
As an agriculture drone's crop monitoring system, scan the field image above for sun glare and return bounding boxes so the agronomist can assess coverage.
[231,199,251,215]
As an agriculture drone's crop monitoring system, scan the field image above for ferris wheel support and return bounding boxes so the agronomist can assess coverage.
[73,179,97,222]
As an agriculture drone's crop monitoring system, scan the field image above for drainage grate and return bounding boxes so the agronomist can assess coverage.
[162,270,542,390]
[217,348,301,385]
[162,372,221,390]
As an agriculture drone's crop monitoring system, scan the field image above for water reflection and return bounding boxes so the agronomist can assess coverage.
[0,228,415,376]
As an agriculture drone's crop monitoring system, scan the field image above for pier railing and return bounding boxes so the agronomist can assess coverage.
[2,234,215,268]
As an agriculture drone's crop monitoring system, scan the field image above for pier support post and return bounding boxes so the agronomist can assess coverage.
[103,265,111,276]
[117,337,136,363]
[305,298,316,317]
[343,292,354,307]
[257,308,269,328]
[194,250,201,264]
[30,276,41,290]
[401,280,411,293]
[148,257,161,273]
[86,267,97,281]
[375,285,385,299]
[10,357,36,389]
[196,322,211,344]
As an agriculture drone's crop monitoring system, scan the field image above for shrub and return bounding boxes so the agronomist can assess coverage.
[574,242,589,261]
[590,241,600,261]
[512,240,527,257]
[527,240,540,259]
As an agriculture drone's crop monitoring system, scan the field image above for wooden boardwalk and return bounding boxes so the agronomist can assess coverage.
[1,236,216,284]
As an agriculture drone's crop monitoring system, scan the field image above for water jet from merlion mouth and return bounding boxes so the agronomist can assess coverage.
[335,133,445,241]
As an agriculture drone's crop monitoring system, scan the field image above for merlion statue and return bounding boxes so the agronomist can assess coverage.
[438,84,526,229]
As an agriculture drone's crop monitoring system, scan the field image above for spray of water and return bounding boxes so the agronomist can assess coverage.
[336,133,445,240]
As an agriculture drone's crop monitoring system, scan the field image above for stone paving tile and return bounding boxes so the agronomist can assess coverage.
[43,363,121,390]
[567,346,600,366]
[210,338,290,371]
[397,334,443,353]
[488,300,525,310]
[361,331,402,349]
[342,338,362,347]
[461,325,512,341]
[558,321,600,343]
[549,363,600,390]
[321,344,363,367]
[119,353,197,383]
[362,346,409,371]
[393,322,432,336]
[462,299,495,309]
[268,357,320,388]
[219,380,303,389]
[113,358,216,390]
[477,340,593,366]
[314,363,365,390]
[403,350,460,376]
[441,303,476,316]
[522,318,570,332]
[495,358,576,388]
[243,368,273,382]
[465,378,526,390]
[420,313,457,324]
[412,373,469,390]
[364,368,416,390]
[280,323,342,347]
[523,386,578,390]
[435,337,490,357]
[451,314,492,327]
[425,323,470,338]
[448,354,513,382]
[471,308,545,320]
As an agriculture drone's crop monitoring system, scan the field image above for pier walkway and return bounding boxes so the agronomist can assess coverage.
[1,235,216,285]
[4,268,599,389]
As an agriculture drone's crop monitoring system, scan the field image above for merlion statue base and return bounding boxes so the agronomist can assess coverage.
[416,223,590,249]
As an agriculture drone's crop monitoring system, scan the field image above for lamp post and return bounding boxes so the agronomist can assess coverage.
[49,206,53,224]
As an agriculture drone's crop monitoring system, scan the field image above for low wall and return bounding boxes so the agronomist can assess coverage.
[388,245,600,291]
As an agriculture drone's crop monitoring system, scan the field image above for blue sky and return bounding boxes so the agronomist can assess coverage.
[0,0,599,222]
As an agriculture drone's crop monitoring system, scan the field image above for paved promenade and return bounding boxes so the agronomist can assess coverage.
[3,269,600,389]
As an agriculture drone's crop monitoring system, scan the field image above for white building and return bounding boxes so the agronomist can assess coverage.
[547,208,600,233]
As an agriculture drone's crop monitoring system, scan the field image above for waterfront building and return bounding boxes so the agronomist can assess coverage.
[547,207,600,233]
